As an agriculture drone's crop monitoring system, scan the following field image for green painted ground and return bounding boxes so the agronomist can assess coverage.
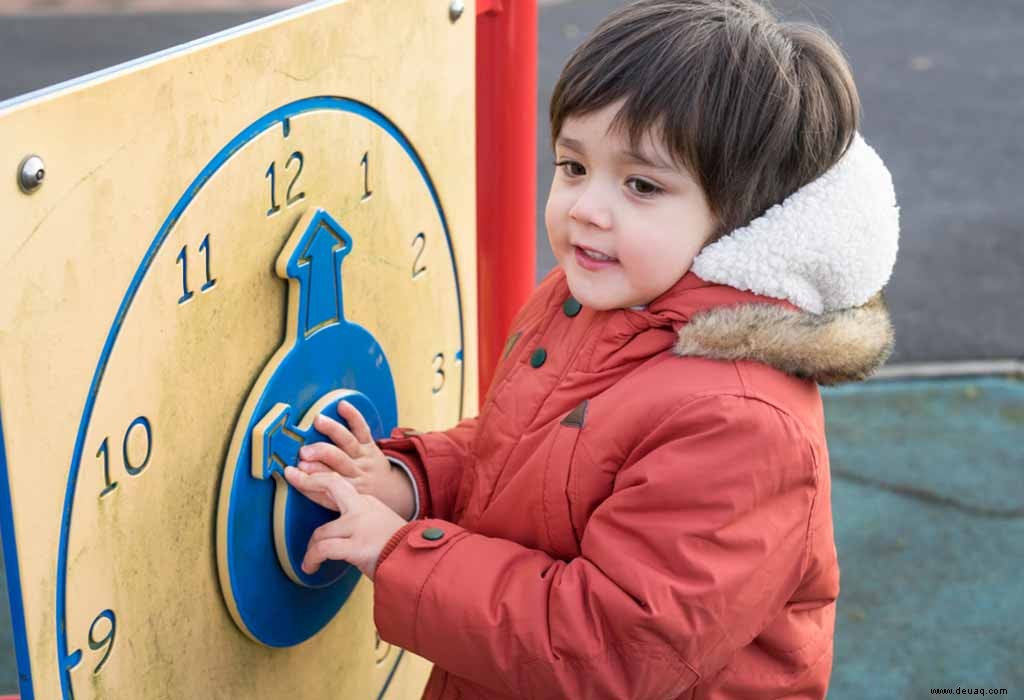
[2,376,1021,695]
[824,377,1023,697]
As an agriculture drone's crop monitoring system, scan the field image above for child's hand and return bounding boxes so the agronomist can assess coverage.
[297,401,415,519]
[283,467,407,581]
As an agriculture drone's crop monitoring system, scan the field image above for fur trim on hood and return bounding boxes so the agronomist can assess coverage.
[691,133,900,314]
[673,132,899,383]
[673,292,894,385]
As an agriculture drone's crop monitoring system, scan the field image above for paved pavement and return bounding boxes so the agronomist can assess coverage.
[0,1,1021,697]
[2,0,1022,364]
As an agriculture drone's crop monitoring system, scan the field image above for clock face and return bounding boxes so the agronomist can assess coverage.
[51,98,466,698]
[0,2,476,696]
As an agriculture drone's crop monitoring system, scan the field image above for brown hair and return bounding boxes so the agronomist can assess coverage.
[549,0,861,239]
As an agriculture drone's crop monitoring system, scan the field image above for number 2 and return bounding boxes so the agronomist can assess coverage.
[411,233,427,279]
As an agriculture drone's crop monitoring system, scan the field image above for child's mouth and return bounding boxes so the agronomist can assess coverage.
[574,245,619,271]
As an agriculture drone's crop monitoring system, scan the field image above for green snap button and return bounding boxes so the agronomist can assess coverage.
[530,348,547,368]
[563,297,582,317]
[422,527,445,541]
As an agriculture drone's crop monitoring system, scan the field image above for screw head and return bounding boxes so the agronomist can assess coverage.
[18,155,45,194]
[449,0,465,23]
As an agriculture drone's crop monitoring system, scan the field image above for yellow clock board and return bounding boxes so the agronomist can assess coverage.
[0,0,477,698]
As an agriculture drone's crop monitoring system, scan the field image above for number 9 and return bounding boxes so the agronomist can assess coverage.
[88,609,117,674]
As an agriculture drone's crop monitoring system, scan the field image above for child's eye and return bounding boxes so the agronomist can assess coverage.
[627,177,663,197]
[554,159,586,177]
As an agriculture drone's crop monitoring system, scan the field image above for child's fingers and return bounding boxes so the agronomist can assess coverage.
[309,516,353,545]
[299,440,357,477]
[293,470,360,514]
[302,537,351,574]
[283,466,339,511]
[336,400,373,444]
[283,465,310,491]
[296,459,331,475]
[312,413,361,458]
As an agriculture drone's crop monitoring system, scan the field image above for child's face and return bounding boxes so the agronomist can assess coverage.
[545,101,717,310]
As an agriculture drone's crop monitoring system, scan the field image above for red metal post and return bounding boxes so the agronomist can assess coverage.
[475,0,538,409]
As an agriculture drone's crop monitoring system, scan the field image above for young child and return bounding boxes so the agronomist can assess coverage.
[284,0,899,697]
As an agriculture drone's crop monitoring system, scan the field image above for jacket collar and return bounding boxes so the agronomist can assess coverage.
[617,271,894,385]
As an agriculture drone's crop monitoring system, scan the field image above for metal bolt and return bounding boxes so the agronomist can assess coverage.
[449,0,465,23]
[18,155,45,194]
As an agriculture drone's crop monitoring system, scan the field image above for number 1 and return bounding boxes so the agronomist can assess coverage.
[97,438,117,498]
[361,152,372,201]
[198,234,216,292]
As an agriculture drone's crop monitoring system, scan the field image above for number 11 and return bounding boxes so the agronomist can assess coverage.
[177,234,217,304]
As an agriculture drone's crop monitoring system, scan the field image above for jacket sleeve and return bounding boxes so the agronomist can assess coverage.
[376,269,565,521]
[376,415,479,522]
[372,396,819,699]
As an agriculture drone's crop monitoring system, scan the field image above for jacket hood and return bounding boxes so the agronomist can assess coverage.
[691,132,900,314]
[662,131,899,384]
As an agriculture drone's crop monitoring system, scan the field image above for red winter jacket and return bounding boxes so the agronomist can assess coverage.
[374,268,893,699]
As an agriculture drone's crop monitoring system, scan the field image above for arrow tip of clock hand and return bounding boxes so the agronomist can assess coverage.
[291,209,352,271]
[252,403,302,481]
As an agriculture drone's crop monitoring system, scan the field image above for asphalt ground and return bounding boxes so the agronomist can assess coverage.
[1,0,1023,364]
[534,0,1024,366]
[1,1,1022,696]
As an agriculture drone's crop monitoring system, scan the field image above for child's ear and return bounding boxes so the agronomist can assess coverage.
[700,222,723,249]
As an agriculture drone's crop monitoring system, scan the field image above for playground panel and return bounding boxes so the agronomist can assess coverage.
[0,0,477,697]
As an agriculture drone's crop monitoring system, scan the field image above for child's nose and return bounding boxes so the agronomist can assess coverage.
[568,182,613,230]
